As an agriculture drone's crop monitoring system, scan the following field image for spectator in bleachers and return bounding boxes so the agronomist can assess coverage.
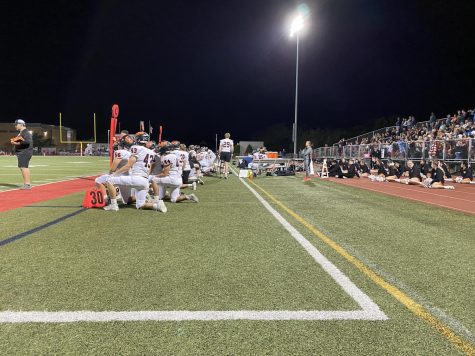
[323,108,475,185]
[336,109,475,151]
[429,112,436,129]
[454,138,468,160]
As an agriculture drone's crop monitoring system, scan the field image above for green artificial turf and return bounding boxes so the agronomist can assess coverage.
[254,177,475,334]
[0,168,473,355]
[0,188,358,311]
[0,156,106,190]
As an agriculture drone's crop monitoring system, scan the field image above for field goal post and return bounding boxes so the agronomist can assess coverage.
[59,112,97,156]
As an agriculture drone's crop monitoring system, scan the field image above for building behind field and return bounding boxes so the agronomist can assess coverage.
[0,122,77,154]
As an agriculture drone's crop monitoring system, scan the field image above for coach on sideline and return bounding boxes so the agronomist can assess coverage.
[11,118,33,190]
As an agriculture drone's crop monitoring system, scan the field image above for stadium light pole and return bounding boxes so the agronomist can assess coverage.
[290,14,304,158]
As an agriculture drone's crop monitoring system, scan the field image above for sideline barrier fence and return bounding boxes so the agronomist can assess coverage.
[315,138,474,165]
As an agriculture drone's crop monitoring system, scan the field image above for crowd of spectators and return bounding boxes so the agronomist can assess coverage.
[333,109,475,161]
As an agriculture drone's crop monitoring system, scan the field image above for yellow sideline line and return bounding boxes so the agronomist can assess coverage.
[248,179,475,356]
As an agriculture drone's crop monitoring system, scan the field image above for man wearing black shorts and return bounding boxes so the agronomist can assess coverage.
[11,119,33,189]
[218,133,233,179]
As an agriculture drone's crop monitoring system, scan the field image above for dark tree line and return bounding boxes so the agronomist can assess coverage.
[251,116,397,151]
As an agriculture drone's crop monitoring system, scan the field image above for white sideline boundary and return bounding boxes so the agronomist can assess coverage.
[235,172,387,321]
[0,171,387,323]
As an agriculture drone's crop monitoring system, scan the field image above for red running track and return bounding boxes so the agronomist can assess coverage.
[0,177,97,212]
[323,177,475,216]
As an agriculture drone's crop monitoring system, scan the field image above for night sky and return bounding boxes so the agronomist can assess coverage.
[1,0,474,145]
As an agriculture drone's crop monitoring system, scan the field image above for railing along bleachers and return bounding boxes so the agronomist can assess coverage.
[315,138,474,165]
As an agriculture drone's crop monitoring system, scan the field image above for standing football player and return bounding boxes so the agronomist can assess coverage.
[218,133,234,179]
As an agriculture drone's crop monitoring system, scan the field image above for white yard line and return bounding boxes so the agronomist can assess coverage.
[242,175,475,344]
[0,171,387,323]
[0,310,384,323]
[1,165,49,168]
[235,171,387,320]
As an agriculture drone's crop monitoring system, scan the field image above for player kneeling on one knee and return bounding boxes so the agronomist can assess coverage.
[152,141,198,203]
[104,132,166,212]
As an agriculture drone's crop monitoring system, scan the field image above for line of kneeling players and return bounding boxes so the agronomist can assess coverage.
[95,132,215,211]
[328,158,473,190]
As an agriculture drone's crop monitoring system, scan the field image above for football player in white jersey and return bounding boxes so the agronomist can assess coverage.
[207,148,217,167]
[171,142,196,191]
[197,147,216,174]
[196,147,208,173]
[151,141,198,203]
[104,132,166,212]
[95,134,134,202]
[218,132,234,179]
[189,145,204,180]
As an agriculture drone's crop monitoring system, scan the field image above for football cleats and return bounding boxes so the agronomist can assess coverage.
[135,132,150,145]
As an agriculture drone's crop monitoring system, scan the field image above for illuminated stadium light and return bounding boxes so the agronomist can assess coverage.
[288,4,310,158]
[290,15,304,37]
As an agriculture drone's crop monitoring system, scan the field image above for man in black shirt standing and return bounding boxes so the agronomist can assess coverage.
[11,119,33,189]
